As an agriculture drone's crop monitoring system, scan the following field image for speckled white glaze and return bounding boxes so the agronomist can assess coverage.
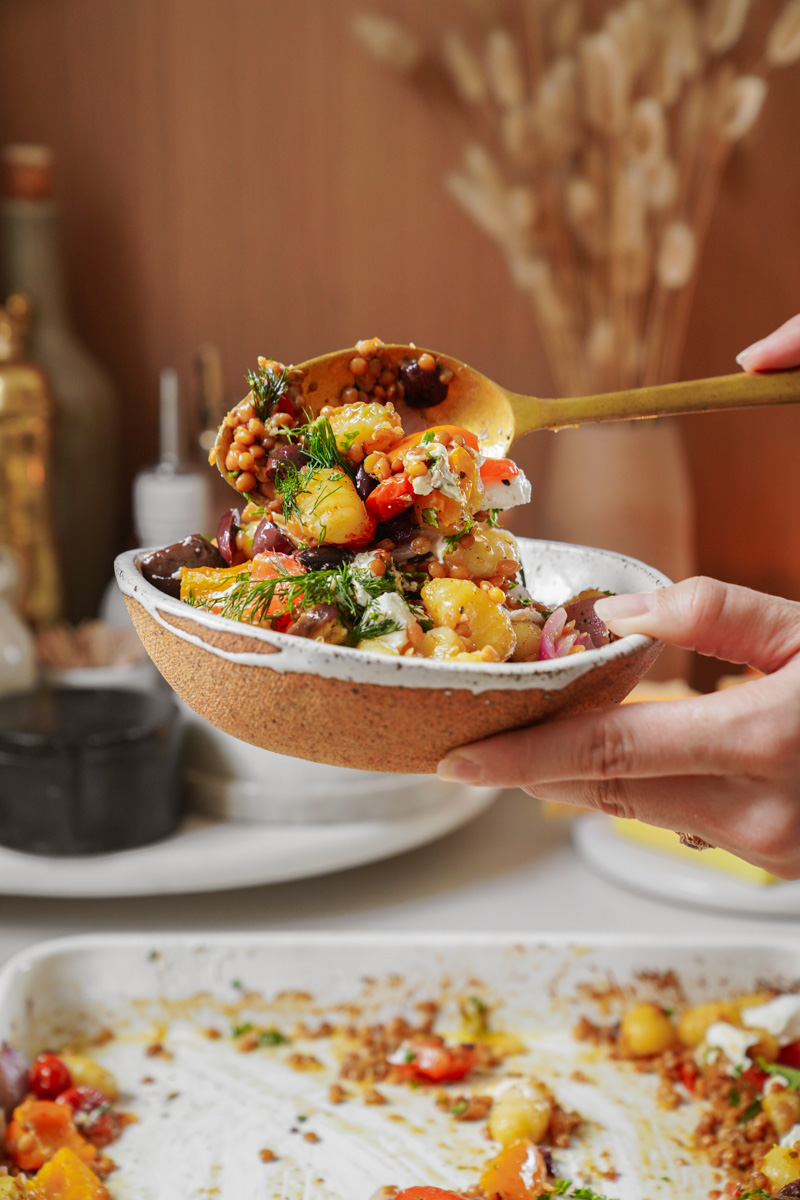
[115,539,671,697]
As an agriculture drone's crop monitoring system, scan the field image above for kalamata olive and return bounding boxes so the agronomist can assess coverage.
[263,443,308,481]
[296,546,353,571]
[562,592,611,648]
[140,535,226,598]
[400,358,449,409]
[355,464,378,500]
[376,509,417,545]
[775,1185,800,1198]
[286,603,347,644]
[252,519,294,556]
[216,508,241,565]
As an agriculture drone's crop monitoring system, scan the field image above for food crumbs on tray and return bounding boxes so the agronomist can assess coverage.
[11,964,800,1197]
[287,1052,323,1071]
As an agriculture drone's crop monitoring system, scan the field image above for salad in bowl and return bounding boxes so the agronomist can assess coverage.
[116,338,668,772]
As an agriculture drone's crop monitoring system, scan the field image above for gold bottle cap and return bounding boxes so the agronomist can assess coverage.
[2,144,55,200]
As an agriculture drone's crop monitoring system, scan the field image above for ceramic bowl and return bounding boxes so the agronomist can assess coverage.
[115,539,669,774]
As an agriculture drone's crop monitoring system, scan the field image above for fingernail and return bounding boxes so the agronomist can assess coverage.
[594,591,656,635]
[437,755,483,784]
[736,339,763,369]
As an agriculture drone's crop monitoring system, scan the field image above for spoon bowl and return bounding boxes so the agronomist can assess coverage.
[215,342,800,469]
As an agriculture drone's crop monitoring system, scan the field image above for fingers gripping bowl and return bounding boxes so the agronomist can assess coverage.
[116,341,669,773]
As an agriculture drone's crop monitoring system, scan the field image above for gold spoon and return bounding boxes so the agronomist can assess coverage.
[215,343,800,471]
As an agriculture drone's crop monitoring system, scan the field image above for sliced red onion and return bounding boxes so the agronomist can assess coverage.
[0,1042,29,1115]
[539,608,566,660]
[539,608,592,660]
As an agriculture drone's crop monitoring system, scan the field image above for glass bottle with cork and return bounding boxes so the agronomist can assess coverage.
[0,144,120,622]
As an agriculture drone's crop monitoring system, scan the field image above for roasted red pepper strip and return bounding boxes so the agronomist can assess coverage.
[366,473,415,523]
[479,457,519,485]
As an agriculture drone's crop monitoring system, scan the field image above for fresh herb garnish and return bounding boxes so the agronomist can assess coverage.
[246,362,289,421]
[487,508,501,528]
[346,614,401,646]
[758,1057,800,1089]
[422,508,439,528]
[184,558,407,641]
[231,1022,253,1037]
[443,516,475,553]
[420,430,435,445]
[739,1097,762,1123]
[260,1029,289,1046]
[728,1086,741,1106]
[449,1100,468,1115]
[287,416,355,478]
[739,1190,771,1199]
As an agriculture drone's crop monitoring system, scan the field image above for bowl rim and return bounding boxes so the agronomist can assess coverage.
[115,538,671,696]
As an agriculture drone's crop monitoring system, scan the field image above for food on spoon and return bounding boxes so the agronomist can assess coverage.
[141,339,616,662]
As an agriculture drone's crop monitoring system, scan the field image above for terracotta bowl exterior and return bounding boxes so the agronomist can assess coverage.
[116,539,669,774]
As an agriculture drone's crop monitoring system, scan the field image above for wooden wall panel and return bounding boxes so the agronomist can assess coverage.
[1,0,799,652]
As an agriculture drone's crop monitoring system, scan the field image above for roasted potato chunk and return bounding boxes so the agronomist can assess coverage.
[290,468,375,547]
[421,578,514,661]
[327,402,403,459]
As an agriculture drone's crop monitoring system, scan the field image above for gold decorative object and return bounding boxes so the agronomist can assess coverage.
[0,293,63,625]
[353,1,800,396]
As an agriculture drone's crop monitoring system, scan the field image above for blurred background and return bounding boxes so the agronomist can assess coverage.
[0,0,799,694]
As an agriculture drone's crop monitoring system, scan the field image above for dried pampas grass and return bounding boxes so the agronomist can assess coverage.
[351,15,421,72]
[767,0,800,66]
[354,1,799,395]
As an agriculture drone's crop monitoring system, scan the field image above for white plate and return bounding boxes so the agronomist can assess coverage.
[574,813,800,915]
[2,932,798,1200]
[0,784,497,898]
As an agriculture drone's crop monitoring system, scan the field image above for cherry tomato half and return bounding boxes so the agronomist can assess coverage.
[28,1053,72,1101]
[395,1040,478,1084]
[679,1060,699,1093]
[57,1085,110,1114]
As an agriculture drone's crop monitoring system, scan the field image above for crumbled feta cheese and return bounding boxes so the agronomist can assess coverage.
[362,592,416,652]
[742,996,800,1044]
[409,443,464,502]
[481,469,532,511]
[703,1021,759,1070]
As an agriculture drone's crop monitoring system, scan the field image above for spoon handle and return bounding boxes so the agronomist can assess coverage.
[517,368,800,434]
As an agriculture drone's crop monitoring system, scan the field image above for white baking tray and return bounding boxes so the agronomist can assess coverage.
[2,933,798,1200]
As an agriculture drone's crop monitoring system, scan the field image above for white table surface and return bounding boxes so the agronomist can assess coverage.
[0,791,797,967]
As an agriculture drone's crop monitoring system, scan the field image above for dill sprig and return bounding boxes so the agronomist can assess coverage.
[274,461,307,524]
[286,416,355,479]
[346,614,401,646]
[246,362,289,421]
[486,508,501,528]
[184,558,407,641]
